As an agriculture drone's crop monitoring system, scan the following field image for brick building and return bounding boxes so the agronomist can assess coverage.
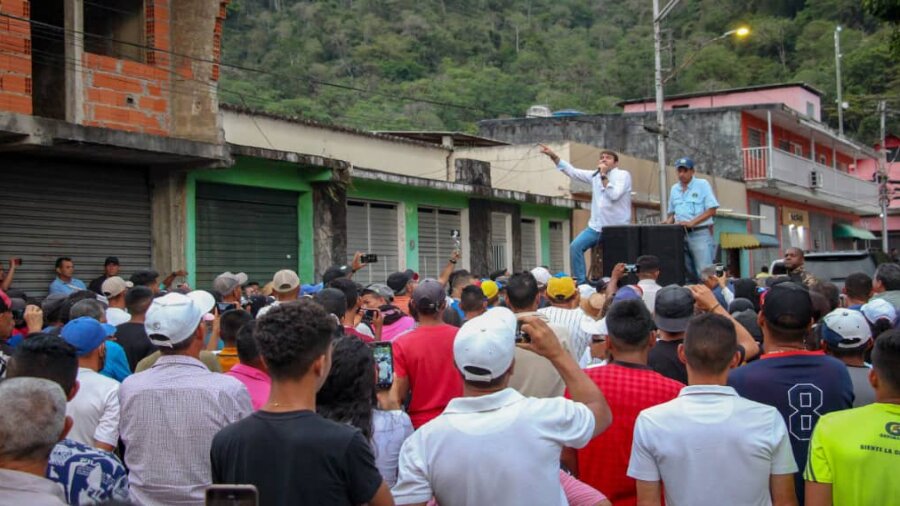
[0,0,229,296]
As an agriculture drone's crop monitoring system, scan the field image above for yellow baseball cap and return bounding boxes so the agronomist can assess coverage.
[481,280,499,299]
[547,277,577,301]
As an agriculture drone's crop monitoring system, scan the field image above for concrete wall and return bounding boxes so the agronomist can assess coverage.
[478,109,746,181]
[170,0,228,143]
[223,110,453,180]
[457,141,746,214]
[149,168,188,277]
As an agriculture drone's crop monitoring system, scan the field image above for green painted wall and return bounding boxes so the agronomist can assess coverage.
[186,167,578,285]
[521,203,570,267]
[714,216,751,277]
[348,180,469,272]
[186,157,331,286]
[348,180,575,273]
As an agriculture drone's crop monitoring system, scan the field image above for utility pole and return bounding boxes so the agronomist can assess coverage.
[880,100,889,253]
[653,0,669,216]
[834,26,844,137]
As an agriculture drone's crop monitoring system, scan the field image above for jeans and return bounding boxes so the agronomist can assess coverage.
[570,227,602,284]
[685,227,715,282]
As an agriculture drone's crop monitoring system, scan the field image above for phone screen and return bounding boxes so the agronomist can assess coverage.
[361,308,377,325]
[205,485,258,506]
[371,342,394,389]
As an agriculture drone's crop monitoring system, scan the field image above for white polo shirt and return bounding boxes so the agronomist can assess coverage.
[67,367,120,447]
[392,388,594,506]
[627,385,797,506]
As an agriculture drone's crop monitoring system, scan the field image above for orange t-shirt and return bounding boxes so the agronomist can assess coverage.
[217,347,239,373]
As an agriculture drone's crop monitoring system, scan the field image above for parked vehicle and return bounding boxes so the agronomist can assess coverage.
[769,250,881,289]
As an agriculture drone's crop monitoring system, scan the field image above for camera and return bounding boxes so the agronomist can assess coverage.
[360,308,378,324]
[624,264,639,274]
[11,258,22,266]
[715,264,725,276]
[360,253,378,263]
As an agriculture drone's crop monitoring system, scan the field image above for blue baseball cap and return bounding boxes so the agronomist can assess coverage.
[61,317,116,356]
[675,157,695,170]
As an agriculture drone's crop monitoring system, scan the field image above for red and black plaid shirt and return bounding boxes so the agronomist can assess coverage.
[570,362,684,506]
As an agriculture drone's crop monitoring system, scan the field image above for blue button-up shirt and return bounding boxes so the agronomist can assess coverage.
[49,277,86,295]
[668,177,719,225]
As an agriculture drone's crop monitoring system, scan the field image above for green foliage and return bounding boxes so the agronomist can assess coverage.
[220,0,900,142]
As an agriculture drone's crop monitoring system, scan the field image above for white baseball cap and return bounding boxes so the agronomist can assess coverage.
[861,298,897,326]
[101,276,133,298]
[580,317,608,336]
[530,267,552,287]
[821,308,872,350]
[144,291,215,348]
[453,307,517,382]
[577,283,597,300]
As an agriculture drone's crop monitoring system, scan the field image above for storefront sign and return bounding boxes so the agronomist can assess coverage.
[782,207,810,228]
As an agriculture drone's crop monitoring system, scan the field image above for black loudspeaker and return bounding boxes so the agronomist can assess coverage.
[601,225,686,286]
[601,226,643,284]
[640,225,686,286]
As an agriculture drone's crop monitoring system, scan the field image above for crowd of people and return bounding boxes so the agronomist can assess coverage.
[0,247,898,506]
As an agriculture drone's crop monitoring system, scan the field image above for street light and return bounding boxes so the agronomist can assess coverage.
[652,0,749,216]
[663,27,751,85]
[834,26,844,137]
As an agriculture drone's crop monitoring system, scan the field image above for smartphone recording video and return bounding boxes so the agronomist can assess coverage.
[371,342,394,389]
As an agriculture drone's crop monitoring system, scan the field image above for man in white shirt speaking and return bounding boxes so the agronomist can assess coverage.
[540,144,632,285]
[627,312,798,506]
[391,307,612,506]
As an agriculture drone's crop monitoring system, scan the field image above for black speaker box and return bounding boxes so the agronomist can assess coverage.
[601,225,686,286]
[640,225,687,286]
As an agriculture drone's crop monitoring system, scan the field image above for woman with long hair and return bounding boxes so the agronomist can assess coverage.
[317,337,413,487]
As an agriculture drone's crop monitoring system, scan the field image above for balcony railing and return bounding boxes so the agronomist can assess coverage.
[741,146,879,209]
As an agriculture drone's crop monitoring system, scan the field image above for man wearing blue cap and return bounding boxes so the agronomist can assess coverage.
[663,157,719,282]
[60,317,120,452]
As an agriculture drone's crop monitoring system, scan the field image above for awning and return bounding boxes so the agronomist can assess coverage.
[720,233,780,250]
[833,223,877,241]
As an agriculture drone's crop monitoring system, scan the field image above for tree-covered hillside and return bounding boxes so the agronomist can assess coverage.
[220,0,900,143]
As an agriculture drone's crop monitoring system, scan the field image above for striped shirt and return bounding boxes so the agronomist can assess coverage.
[537,306,592,367]
[118,355,252,506]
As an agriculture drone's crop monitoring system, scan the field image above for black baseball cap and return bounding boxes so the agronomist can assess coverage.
[104,256,120,266]
[762,282,812,330]
[322,265,351,285]
[653,285,695,333]
[387,270,419,294]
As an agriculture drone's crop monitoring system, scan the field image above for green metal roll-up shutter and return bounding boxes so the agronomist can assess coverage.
[196,183,299,292]
[418,207,461,279]
[521,218,538,271]
[548,220,566,273]
[346,199,401,284]
[0,159,152,298]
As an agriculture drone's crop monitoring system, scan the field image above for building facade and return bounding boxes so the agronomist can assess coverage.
[479,83,882,273]
[0,0,230,297]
